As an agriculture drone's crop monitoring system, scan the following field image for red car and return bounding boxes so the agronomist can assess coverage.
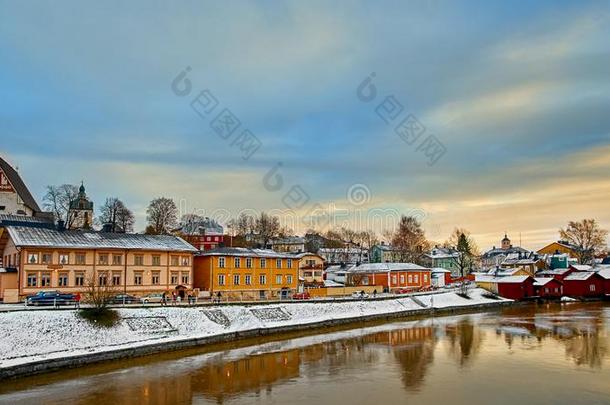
[292,292,311,300]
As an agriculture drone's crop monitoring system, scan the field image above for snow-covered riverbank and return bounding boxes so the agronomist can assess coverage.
[0,288,511,377]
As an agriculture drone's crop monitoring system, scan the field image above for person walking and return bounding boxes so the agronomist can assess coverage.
[216,291,222,304]
[75,292,81,309]
[162,292,167,306]
[172,292,177,306]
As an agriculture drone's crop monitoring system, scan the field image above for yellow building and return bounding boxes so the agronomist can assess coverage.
[537,241,580,260]
[0,224,197,302]
[193,247,300,300]
[293,252,325,286]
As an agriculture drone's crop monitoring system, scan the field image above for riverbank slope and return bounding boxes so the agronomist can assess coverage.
[0,288,512,379]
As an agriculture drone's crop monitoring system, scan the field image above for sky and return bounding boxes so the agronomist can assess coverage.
[1,0,609,251]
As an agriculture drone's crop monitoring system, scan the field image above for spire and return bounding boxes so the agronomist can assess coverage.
[79,181,86,196]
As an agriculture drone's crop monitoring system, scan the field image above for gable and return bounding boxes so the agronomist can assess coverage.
[0,168,15,193]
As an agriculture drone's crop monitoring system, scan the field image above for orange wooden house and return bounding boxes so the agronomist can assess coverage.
[346,263,432,293]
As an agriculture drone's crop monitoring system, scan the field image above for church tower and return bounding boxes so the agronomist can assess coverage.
[68,183,94,229]
[501,233,511,250]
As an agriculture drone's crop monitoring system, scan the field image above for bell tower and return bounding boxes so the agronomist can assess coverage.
[68,182,94,229]
[501,233,511,250]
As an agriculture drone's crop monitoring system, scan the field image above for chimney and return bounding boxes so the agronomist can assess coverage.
[101,223,113,233]
[57,220,66,232]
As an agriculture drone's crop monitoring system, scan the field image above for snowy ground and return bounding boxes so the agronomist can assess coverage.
[0,288,509,370]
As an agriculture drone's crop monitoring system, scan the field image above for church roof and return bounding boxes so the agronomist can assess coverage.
[0,157,42,213]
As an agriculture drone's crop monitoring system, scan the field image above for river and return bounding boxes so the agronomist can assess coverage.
[1,303,609,405]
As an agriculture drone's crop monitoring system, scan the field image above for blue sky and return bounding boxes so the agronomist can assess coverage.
[1,0,610,249]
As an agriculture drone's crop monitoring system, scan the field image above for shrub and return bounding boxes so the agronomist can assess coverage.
[78,308,120,328]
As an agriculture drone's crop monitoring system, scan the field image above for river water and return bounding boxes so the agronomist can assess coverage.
[1,303,609,405]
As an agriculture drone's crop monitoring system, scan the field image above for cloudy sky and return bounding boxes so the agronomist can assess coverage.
[1,0,609,250]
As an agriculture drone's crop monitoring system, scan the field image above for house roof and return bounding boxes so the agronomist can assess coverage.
[348,262,430,274]
[5,226,197,252]
[197,247,296,259]
[475,275,531,283]
[271,236,305,245]
[290,252,324,260]
[597,268,610,280]
[431,267,452,273]
[564,272,598,281]
[0,214,54,228]
[534,277,561,286]
[569,264,592,271]
[0,157,42,213]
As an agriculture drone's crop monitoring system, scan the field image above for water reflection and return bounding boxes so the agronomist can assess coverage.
[1,303,609,405]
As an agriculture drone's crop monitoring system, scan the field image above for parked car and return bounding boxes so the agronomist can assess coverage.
[26,291,76,306]
[109,294,139,305]
[140,293,165,304]
[292,292,311,300]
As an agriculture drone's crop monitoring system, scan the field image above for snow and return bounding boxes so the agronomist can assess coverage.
[0,288,510,370]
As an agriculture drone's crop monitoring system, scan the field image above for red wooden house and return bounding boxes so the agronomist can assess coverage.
[347,263,432,292]
[597,268,610,295]
[563,272,605,298]
[476,275,535,300]
[534,278,563,298]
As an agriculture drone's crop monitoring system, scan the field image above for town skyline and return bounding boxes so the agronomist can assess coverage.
[2,1,610,250]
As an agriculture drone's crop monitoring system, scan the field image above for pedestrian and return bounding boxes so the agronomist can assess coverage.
[172,292,177,306]
[75,292,81,309]
[373,289,377,297]
[162,292,167,306]
[216,291,222,304]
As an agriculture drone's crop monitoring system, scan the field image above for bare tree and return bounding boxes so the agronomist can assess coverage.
[145,197,178,235]
[391,215,431,264]
[98,197,135,233]
[83,272,119,310]
[42,184,79,227]
[560,219,608,264]
[254,212,281,248]
[227,213,255,237]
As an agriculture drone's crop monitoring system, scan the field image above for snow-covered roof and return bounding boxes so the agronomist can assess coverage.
[534,277,560,286]
[271,236,305,245]
[475,275,531,284]
[431,267,452,273]
[348,262,430,274]
[564,272,597,281]
[424,247,459,259]
[570,264,592,271]
[290,252,324,260]
[198,247,297,259]
[537,268,571,276]
[5,226,197,252]
[324,279,344,287]
[597,269,610,280]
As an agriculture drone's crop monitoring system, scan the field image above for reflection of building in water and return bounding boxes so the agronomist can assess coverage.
[445,320,483,367]
[190,349,301,402]
[494,305,609,368]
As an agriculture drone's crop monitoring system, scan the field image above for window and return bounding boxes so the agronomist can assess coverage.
[276,259,282,269]
[98,254,109,265]
[246,258,253,268]
[362,276,369,285]
[58,273,68,287]
[41,273,51,287]
[41,253,53,264]
[392,275,398,284]
[590,284,596,292]
[59,254,69,265]
[98,273,108,286]
[28,253,39,264]
[112,254,123,266]
[260,258,267,268]
[276,275,282,284]
[414,275,419,283]
[181,273,189,284]
[75,273,85,286]
[134,273,143,285]
[152,272,160,285]
[260,274,267,285]
[218,274,226,286]
[408,275,413,283]
[182,256,190,266]
[233,274,240,285]
[112,273,121,286]
[171,256,179,266]
[287,275,293,284]
[234,257,241,268]
[171,273,179,285]
[152,255,161,266]
[400,275,405,284]
[75,253,86,265]
[423,274,428,283]
[287,259,292,269]
[545,288,549,294]
[27,273,37,287]
[219,257,226,268]
[245,275,252,285]
[134,255,144,266]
